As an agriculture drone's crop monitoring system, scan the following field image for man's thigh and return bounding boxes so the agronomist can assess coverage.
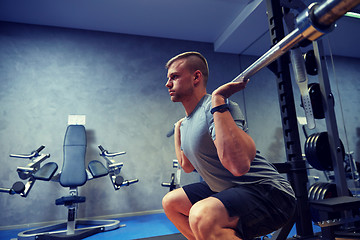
[163,187,194,216]
[190,196,239,229]
[184,182,295,239]
[213,184,295,239]
[183,182,239,229]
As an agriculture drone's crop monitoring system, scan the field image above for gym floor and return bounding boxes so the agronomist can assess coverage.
[0,212,320,240]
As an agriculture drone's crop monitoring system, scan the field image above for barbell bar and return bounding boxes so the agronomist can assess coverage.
[232,0,360,83]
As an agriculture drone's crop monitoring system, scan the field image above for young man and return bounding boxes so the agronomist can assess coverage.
[163,52,296,240]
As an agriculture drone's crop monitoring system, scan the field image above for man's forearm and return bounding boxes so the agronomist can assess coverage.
[174,120,195,173]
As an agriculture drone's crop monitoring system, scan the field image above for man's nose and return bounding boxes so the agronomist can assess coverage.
[165,79,172,88]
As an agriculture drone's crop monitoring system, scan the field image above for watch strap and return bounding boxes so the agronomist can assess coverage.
[210,103,230,114]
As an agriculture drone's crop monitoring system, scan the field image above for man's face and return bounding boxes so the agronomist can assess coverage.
[166,59,194,102]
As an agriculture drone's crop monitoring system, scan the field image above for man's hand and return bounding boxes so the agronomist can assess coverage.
[211,80,249,101]
[175,118,185,130]
[174,117,195,173]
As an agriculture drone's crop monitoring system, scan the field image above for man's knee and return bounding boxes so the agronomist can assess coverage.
[189,201,216,234]
[162,191,176,212]
[188,198,239,236]
[162,188,191,214]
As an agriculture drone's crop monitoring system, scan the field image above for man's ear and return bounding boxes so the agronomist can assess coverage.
[193,70,202,86]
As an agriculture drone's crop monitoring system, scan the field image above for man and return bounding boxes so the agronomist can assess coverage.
[163,52,296,240]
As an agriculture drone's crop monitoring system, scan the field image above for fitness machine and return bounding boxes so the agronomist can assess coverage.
[161,160,181,192]
[0,146,54,197]
[1,125,138,240]
[224,0,360,238]
[97,145,139,189]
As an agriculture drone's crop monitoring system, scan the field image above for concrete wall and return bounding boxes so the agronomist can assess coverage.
[0,21,359,227]
[0,21,241,227]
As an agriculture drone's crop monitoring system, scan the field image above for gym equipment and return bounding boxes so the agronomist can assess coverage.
[305,40,360,239]
[0,146,54,197]
[304,132,345,171]
[14,125,138,240]
[327,38,360,185]
[307,182,353,222]
[301,82,335,120]
[98,145,139,190]
[166,125,175,138]
[161,160,181,191]
[308,83,324,119]
[247,0,360,238]
[345,11,360,18]
[290,47,315,129]
[283,13,316,130]
[310,193,360,239]
[304,50,318,76]
[298,83,324,120]
[231,0,359,84]
[344,152,359,181]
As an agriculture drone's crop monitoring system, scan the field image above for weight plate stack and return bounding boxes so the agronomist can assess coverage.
[305,132,345,171]
[308,182,352,222]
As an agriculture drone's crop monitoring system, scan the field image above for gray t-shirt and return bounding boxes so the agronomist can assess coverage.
[180,94,295,197]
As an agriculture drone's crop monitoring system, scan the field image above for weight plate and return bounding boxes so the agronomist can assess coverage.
[307,134,316,153]
[311,133,320,159]
[317,183,330,200]
[305,134,316,161]
[306,133,329,171]
[309,182,329,222]
[308,83,325,119]
[309,133,317,160]
[308,182,318,199]
[310,182,323,200]
[314,132,333,171]
[306,132,345,172]
[311,182,354,222]
[313,183,325,201]
[304,50,318,76]
[308,182,322,200]
[316,132,345,171]
[324,183,337,199]
[308,182,317,199]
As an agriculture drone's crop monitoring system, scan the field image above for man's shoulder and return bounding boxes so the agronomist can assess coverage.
[200,94,212,110]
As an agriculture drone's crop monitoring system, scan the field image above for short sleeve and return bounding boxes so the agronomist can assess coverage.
[209,100,248,141]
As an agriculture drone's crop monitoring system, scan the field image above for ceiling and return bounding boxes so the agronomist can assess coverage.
[0,0,359,58]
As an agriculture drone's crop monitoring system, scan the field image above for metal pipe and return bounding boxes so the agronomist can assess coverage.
[314,0,360,26]
[232,28,302,82]
[232,0,360,83]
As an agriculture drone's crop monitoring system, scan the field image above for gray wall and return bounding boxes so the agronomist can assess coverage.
[0,22,241,227]
[0,21,359,228]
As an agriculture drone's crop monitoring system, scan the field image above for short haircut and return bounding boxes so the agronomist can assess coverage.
[166,52,209,85]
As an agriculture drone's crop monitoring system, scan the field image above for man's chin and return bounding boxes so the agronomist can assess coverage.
[170,96,180,102]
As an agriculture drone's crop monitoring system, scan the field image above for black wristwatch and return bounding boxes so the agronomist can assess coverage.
[210,99,230,114]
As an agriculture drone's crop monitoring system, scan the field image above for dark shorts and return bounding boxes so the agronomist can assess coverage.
[183,181,296,240]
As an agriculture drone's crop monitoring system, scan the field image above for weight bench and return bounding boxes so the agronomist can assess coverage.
[310,196,360,239]
[18,125,121,240]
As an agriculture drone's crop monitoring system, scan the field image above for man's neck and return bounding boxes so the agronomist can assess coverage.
[182,92,207,116]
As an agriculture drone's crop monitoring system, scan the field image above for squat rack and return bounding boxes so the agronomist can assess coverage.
[234,0,360,238]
